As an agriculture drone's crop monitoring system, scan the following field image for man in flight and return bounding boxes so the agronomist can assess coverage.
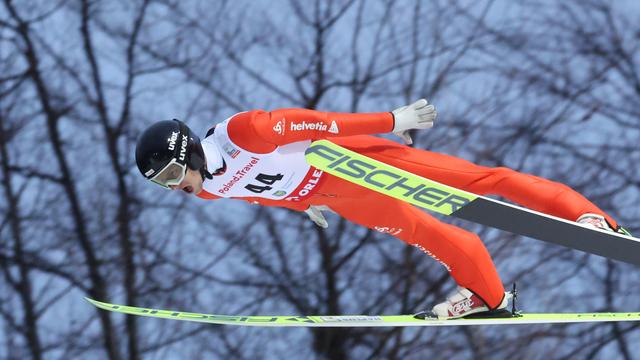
[135,99,626,319]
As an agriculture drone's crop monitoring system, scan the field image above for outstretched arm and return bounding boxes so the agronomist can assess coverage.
[226,99,436,152]
[227,108,393,152]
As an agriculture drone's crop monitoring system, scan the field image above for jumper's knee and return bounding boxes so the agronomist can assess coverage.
[490,167,517,183]
[464,167,516,195]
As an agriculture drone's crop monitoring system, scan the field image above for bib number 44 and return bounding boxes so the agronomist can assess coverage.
[244,173,284,194]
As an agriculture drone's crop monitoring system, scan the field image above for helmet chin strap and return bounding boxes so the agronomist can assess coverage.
[200,159,226,180]
[200,166,213,180]
[199,143,225,180]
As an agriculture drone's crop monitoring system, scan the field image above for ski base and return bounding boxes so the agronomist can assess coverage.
[86,298,640,327]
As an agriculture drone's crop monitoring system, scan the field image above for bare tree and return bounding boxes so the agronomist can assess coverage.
[0,0,235,358]
[2,0,639,359]
[449,0,640,358]
[134,0,522,358]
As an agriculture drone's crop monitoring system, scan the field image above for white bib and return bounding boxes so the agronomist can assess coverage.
[201,119,312,200]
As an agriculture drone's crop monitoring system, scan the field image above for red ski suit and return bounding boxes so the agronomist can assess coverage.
[198,109,616,308]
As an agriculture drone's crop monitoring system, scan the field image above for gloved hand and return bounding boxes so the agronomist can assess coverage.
[304,205,332,228]
[391,99,437,145]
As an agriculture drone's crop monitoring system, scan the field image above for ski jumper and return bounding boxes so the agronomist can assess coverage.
[197,109,617,308]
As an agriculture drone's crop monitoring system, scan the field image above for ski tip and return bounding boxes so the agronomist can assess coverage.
[85,298,118,314]
[85,297,107,308]
[85,297,98,306]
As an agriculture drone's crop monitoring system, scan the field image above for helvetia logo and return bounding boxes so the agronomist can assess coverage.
[273,118,285,135]
[328,120,339,134]
[290,121,327,132]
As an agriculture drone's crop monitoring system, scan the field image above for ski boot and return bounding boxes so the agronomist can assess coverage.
[577,213,633,236]
[414,286,514,320]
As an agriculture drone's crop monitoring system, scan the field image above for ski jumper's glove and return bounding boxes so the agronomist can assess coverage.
[391,99,437,145]
[304,205,332,228]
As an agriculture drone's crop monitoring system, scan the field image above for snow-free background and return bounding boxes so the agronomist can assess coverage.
[1,0,639,359]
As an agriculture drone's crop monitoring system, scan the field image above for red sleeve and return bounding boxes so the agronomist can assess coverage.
[197,189,307,211]
[197,189,220,200]
[241,197,309,211]
[227,109,393,153]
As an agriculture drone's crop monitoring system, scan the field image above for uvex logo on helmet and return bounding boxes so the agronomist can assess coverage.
[167,131,179,151]
[178,135,188,161]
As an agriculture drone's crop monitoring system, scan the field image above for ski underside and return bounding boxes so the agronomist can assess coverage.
[86,298,640,327]
[304,140,640,266]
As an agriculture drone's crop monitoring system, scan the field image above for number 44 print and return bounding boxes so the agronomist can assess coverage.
[244,173,284,193]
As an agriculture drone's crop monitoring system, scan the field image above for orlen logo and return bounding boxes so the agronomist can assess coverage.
[273,118,285,135]
[167,131,179,151]
[285,169,323,201]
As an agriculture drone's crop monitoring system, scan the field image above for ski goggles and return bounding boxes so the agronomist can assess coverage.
[150,158,187,189]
